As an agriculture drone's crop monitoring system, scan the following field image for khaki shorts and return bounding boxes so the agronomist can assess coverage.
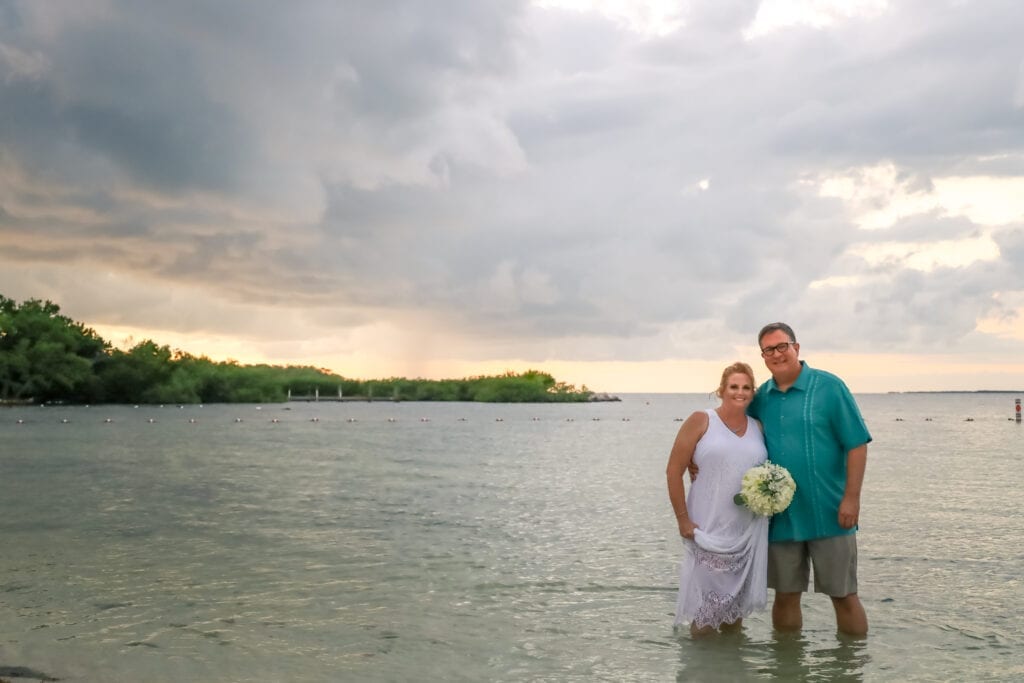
[768,535,858,597]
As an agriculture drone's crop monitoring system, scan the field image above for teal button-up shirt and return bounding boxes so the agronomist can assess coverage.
[748,362,872,542]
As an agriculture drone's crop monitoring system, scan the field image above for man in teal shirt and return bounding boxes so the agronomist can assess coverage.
[747,322,871,636]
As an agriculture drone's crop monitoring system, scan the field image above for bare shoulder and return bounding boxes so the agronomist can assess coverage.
[669,410,709,462]
[678,410,709,437]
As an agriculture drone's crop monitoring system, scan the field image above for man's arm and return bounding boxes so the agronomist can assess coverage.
[838,444,867,529]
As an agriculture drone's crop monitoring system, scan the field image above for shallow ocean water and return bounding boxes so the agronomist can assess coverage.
[0,392,1022,681]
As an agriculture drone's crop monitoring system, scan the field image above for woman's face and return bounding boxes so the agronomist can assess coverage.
[720,372,754,408]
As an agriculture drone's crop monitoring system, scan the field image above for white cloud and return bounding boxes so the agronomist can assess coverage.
[808,274,865,290]
[977,291,1024,341]
[532,0,685,36]
[817,163,1024,231]
[745,0,889,39]
[849,235,1000,272]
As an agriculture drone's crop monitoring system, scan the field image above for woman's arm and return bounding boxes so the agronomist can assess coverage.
[666,411,708,539]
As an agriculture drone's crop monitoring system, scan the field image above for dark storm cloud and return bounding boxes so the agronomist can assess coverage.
[2,0,1024,364]
[0,7,251,193]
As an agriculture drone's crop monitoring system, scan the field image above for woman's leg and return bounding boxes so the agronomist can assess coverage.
[719,618,743,633]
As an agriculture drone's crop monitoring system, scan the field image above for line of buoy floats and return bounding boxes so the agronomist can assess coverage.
[9,402,1018,424]
[10,415,1008,424]
[12,416,637,424]
[668,416,986,422]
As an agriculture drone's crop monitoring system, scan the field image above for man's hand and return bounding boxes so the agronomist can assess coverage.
[838,495,860,529]
[687,462,699,482]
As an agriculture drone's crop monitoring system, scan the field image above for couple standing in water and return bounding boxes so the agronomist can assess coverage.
[666,322,872,637]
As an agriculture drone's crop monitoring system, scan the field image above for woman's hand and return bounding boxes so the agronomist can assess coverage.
[677,516,698,540]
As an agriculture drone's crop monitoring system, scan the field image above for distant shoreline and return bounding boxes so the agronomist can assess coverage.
[889,390,1024,394]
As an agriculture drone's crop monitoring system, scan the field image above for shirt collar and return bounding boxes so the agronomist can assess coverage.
[767,360,809,393]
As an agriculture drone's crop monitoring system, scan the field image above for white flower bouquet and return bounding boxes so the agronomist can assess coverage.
[733,462,796,517]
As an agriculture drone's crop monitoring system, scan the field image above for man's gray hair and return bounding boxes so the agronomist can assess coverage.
[758,322,796,346]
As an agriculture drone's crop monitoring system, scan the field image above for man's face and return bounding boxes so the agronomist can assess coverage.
[759,329,800,378]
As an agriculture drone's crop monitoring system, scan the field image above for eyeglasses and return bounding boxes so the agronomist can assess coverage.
[760,341,796,357]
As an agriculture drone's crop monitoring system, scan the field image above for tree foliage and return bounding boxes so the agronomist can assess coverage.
[0,295,106,402]
[0,294,596,404]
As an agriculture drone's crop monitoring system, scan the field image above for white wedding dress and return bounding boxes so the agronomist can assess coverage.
[675,409,769,629]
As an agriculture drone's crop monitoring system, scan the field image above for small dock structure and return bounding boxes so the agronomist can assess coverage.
[287,387,399,402]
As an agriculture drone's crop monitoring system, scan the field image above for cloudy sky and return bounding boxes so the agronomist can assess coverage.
[2,0,1024,393]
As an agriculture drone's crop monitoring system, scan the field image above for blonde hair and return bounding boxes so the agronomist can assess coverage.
[715,362,756,398]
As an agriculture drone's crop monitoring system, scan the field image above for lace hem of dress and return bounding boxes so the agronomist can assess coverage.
[692,590,745,629]
[694,546,743,573]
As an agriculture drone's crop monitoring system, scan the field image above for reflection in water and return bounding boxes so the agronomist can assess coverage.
[675,628,869,681]
[674,627,759,681]
[761,631,869,682]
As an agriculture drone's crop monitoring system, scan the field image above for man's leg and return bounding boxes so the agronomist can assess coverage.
[830,593,867,637]
[768,541,809,631]
[810,536,866,636]
[772,591,803,631]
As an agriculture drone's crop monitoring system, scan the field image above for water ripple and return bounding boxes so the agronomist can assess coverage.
[0,396,1022,681]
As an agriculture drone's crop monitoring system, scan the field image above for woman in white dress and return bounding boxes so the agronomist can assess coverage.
[666,362,769,635]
